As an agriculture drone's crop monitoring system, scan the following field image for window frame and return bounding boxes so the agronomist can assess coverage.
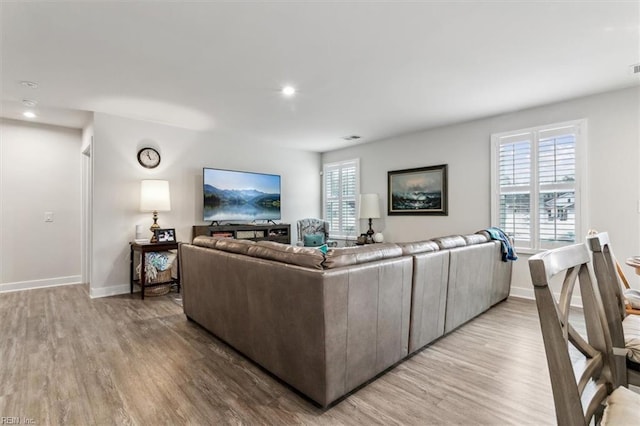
[322,158,360,240]
[490,119,588,254]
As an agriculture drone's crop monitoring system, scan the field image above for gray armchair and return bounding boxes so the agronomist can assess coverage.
[296,218,337,247]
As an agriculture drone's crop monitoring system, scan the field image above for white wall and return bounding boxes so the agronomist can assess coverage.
[0,118,82,291]
[322,86,640,298]
[90,113,321,298]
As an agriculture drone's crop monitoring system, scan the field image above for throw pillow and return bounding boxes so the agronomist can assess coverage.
[303,233,325,247]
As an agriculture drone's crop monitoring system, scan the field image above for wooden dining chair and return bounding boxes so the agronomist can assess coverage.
[587,229,638,314]
[529,243,640,425]
[588,232,640,389]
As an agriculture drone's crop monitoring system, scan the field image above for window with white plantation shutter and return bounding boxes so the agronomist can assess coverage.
[491,120,585,252]
[323,159,360,239]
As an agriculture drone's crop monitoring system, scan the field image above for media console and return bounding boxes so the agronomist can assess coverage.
[192,223,291,244]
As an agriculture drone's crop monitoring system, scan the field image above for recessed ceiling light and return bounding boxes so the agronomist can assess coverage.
[20,80,39,89]
[22,99,38,107]
[23,111,37,118]
[281,85,296,97]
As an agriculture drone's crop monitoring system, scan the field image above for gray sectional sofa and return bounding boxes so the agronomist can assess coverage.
[179,231,512,407]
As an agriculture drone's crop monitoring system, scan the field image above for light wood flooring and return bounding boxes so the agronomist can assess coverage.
[1,284,558,425]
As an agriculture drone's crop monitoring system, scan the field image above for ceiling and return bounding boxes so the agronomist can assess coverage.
[1,1,639,152]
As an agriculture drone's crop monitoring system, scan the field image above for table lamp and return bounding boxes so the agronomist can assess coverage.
[140,179,171,242]
[359,193,381,243]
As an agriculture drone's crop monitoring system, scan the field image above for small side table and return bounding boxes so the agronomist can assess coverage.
[623,257,640,315]
[626,257,640,276]
[130,241,180,300]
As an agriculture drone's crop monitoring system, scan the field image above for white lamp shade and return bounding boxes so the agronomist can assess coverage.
[140,180,171,212]
[359,193,381,219]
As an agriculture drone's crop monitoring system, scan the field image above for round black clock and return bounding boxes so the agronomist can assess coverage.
[137,147,161,169]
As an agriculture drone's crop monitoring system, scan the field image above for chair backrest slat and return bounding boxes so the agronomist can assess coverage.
[587,232,628,388]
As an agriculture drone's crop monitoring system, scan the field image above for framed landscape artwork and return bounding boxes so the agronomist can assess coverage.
[388,164,448,215]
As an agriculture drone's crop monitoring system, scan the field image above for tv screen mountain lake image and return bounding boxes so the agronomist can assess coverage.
[203,169,281,221]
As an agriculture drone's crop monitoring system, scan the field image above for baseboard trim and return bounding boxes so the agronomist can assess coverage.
[89,283,130,299]
[509,287,534,300]
[510,286,583,308]
[0,275,82,293]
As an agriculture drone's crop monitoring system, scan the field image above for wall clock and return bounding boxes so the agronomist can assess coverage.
[137,147,161,169]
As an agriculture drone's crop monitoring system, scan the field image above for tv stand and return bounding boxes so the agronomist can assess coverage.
[192,223,291,244]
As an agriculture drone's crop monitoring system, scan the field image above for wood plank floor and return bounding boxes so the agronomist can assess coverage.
[0,284,559,425]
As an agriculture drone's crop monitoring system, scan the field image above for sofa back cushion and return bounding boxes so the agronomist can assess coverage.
[432,235,467,249]
[397,240,440,255]
[248,240,325,270]
[211,238,255,255]
[192,235,219,249]
[323,243,403,269]
[462,233,489,245]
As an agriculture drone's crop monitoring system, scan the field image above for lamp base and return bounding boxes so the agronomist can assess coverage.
[366,218,375,243]
[149,210,160,243]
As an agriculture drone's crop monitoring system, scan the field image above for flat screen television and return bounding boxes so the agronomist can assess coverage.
[203,167,281,222]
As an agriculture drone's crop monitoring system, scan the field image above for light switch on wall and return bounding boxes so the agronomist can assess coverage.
[44,211,54,222]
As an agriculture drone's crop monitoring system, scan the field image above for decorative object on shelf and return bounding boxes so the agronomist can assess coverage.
[388,164,448,215]
[200,223,291,244]
[140,180,171,242]
[154,228,176,243]
[137,147,161,169]
[130,241,180,300]
[373,232,384,243]
[137,251,176,283]
[359,193,381,243]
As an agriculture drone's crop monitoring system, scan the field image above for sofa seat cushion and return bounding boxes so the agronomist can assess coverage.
[622,314,640,363]
[248,240,325,270]
[397,240,440,255]
[323,243,402,269]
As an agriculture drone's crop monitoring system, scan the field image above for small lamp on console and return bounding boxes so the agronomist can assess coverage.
[140,179,171,243]
[359,193,381,243]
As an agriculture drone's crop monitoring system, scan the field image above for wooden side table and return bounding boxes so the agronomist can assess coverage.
[130,241,180,300]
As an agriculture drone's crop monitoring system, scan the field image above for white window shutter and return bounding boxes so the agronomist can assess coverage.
[323,159,359,239]
[492,120,583,252]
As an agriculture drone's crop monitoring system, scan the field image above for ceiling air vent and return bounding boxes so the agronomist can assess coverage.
[630,63,640,75]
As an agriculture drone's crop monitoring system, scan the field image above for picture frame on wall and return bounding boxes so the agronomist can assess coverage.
[154,228,176,242]
[388,164,448,215]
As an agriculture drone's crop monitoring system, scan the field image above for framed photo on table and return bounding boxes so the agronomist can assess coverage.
[388,164,448,215]
[154,228,176,243]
